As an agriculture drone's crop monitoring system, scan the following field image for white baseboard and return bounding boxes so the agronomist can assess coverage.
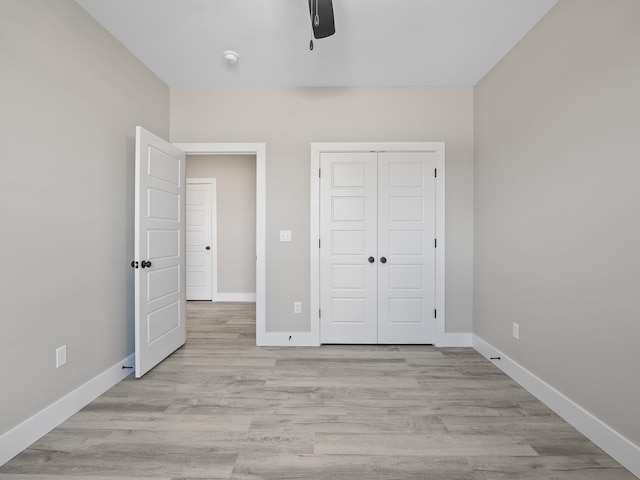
[257,331,473,348]
[214,293,256,302]
[473,335,640,479]
[437,332,472,347]
[0,354,135,466]
[257,331,320,347]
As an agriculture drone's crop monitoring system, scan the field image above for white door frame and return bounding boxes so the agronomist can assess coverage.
[310,142,446,347]
[186,178,218,301]
[175,143,266,346]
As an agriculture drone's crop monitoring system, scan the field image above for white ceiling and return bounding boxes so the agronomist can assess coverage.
[75,0,558,88]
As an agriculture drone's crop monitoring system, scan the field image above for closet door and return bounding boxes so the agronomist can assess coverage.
[320,152,378,343]
[319,150,436,344]
[377,152,436,344]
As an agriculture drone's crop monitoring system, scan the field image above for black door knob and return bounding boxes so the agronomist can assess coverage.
[141,260,152,268]
[368,256,375,263]
[380,257,387,264]
[205,246,211,250]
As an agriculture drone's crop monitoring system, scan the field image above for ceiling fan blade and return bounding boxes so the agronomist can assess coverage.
[308,0,335,39]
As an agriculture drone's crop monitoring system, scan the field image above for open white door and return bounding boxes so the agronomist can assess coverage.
[134,126,186,378]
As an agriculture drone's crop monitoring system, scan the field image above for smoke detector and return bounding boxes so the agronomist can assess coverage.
[223,50,239,65]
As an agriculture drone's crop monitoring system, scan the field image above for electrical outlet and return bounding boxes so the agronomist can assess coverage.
[56,345,67,368]
[280,230,292,242]
[512,322,520,339]
[294,301,302,314]
[280,230,291,242]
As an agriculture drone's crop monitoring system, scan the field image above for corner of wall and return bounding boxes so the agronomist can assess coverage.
[0,354,134,466]
[473,335,640,478]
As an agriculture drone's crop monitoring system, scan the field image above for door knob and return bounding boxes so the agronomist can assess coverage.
[380,257,387,264]
[368,256,375,263]
[141,260,152,268]
[205,246,211,250]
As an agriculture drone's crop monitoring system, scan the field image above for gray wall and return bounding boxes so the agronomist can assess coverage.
[0,1,169,435]
[2,0,636,460]
[171,87,474,333]
[186,155,257,295]
[474,0,640,446]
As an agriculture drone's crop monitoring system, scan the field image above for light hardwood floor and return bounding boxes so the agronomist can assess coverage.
[0,302,634,479]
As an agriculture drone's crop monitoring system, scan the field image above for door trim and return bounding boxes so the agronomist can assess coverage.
[174,143,266,346]
[311,142,446,346]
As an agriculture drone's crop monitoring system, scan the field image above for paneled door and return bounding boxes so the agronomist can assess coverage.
[186,180,216,300]
[134,126,186,377]
[320,150,436,344]
[320,152,379,343]
[377,152,436,344]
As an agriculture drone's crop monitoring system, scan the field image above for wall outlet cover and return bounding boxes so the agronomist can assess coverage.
[56,345,67,368]
[280,230,292,242]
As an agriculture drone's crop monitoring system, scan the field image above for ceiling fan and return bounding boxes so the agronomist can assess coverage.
[308,0,335,50]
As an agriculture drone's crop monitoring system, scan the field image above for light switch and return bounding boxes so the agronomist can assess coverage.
[280,230,292,242]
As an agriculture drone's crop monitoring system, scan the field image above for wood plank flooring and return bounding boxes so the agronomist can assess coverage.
[1,302,634,479]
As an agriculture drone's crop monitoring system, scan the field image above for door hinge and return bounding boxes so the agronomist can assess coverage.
[434,238,437,248]
[319,239,321,248]
[434,309,437,318]
[319,309,321,318]
[319,168,321,178]
[434,168,437,178]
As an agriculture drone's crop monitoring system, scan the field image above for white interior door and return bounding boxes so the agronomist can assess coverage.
[377,152,436,343]
[134,126,186,378]
[186,180,217,301]
[320,152,378,343]
[319,150,436,344]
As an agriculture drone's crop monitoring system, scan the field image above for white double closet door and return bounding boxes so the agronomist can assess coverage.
[320,150,436,344]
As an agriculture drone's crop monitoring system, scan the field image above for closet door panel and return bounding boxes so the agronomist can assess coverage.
[320,152,378,344]
[377,151,436,344]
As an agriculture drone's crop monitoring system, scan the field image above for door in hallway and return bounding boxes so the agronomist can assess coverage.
[186,180,217,300]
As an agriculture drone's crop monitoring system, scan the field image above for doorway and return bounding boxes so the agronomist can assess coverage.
[174,142,266,345]
[186,155,256,302]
